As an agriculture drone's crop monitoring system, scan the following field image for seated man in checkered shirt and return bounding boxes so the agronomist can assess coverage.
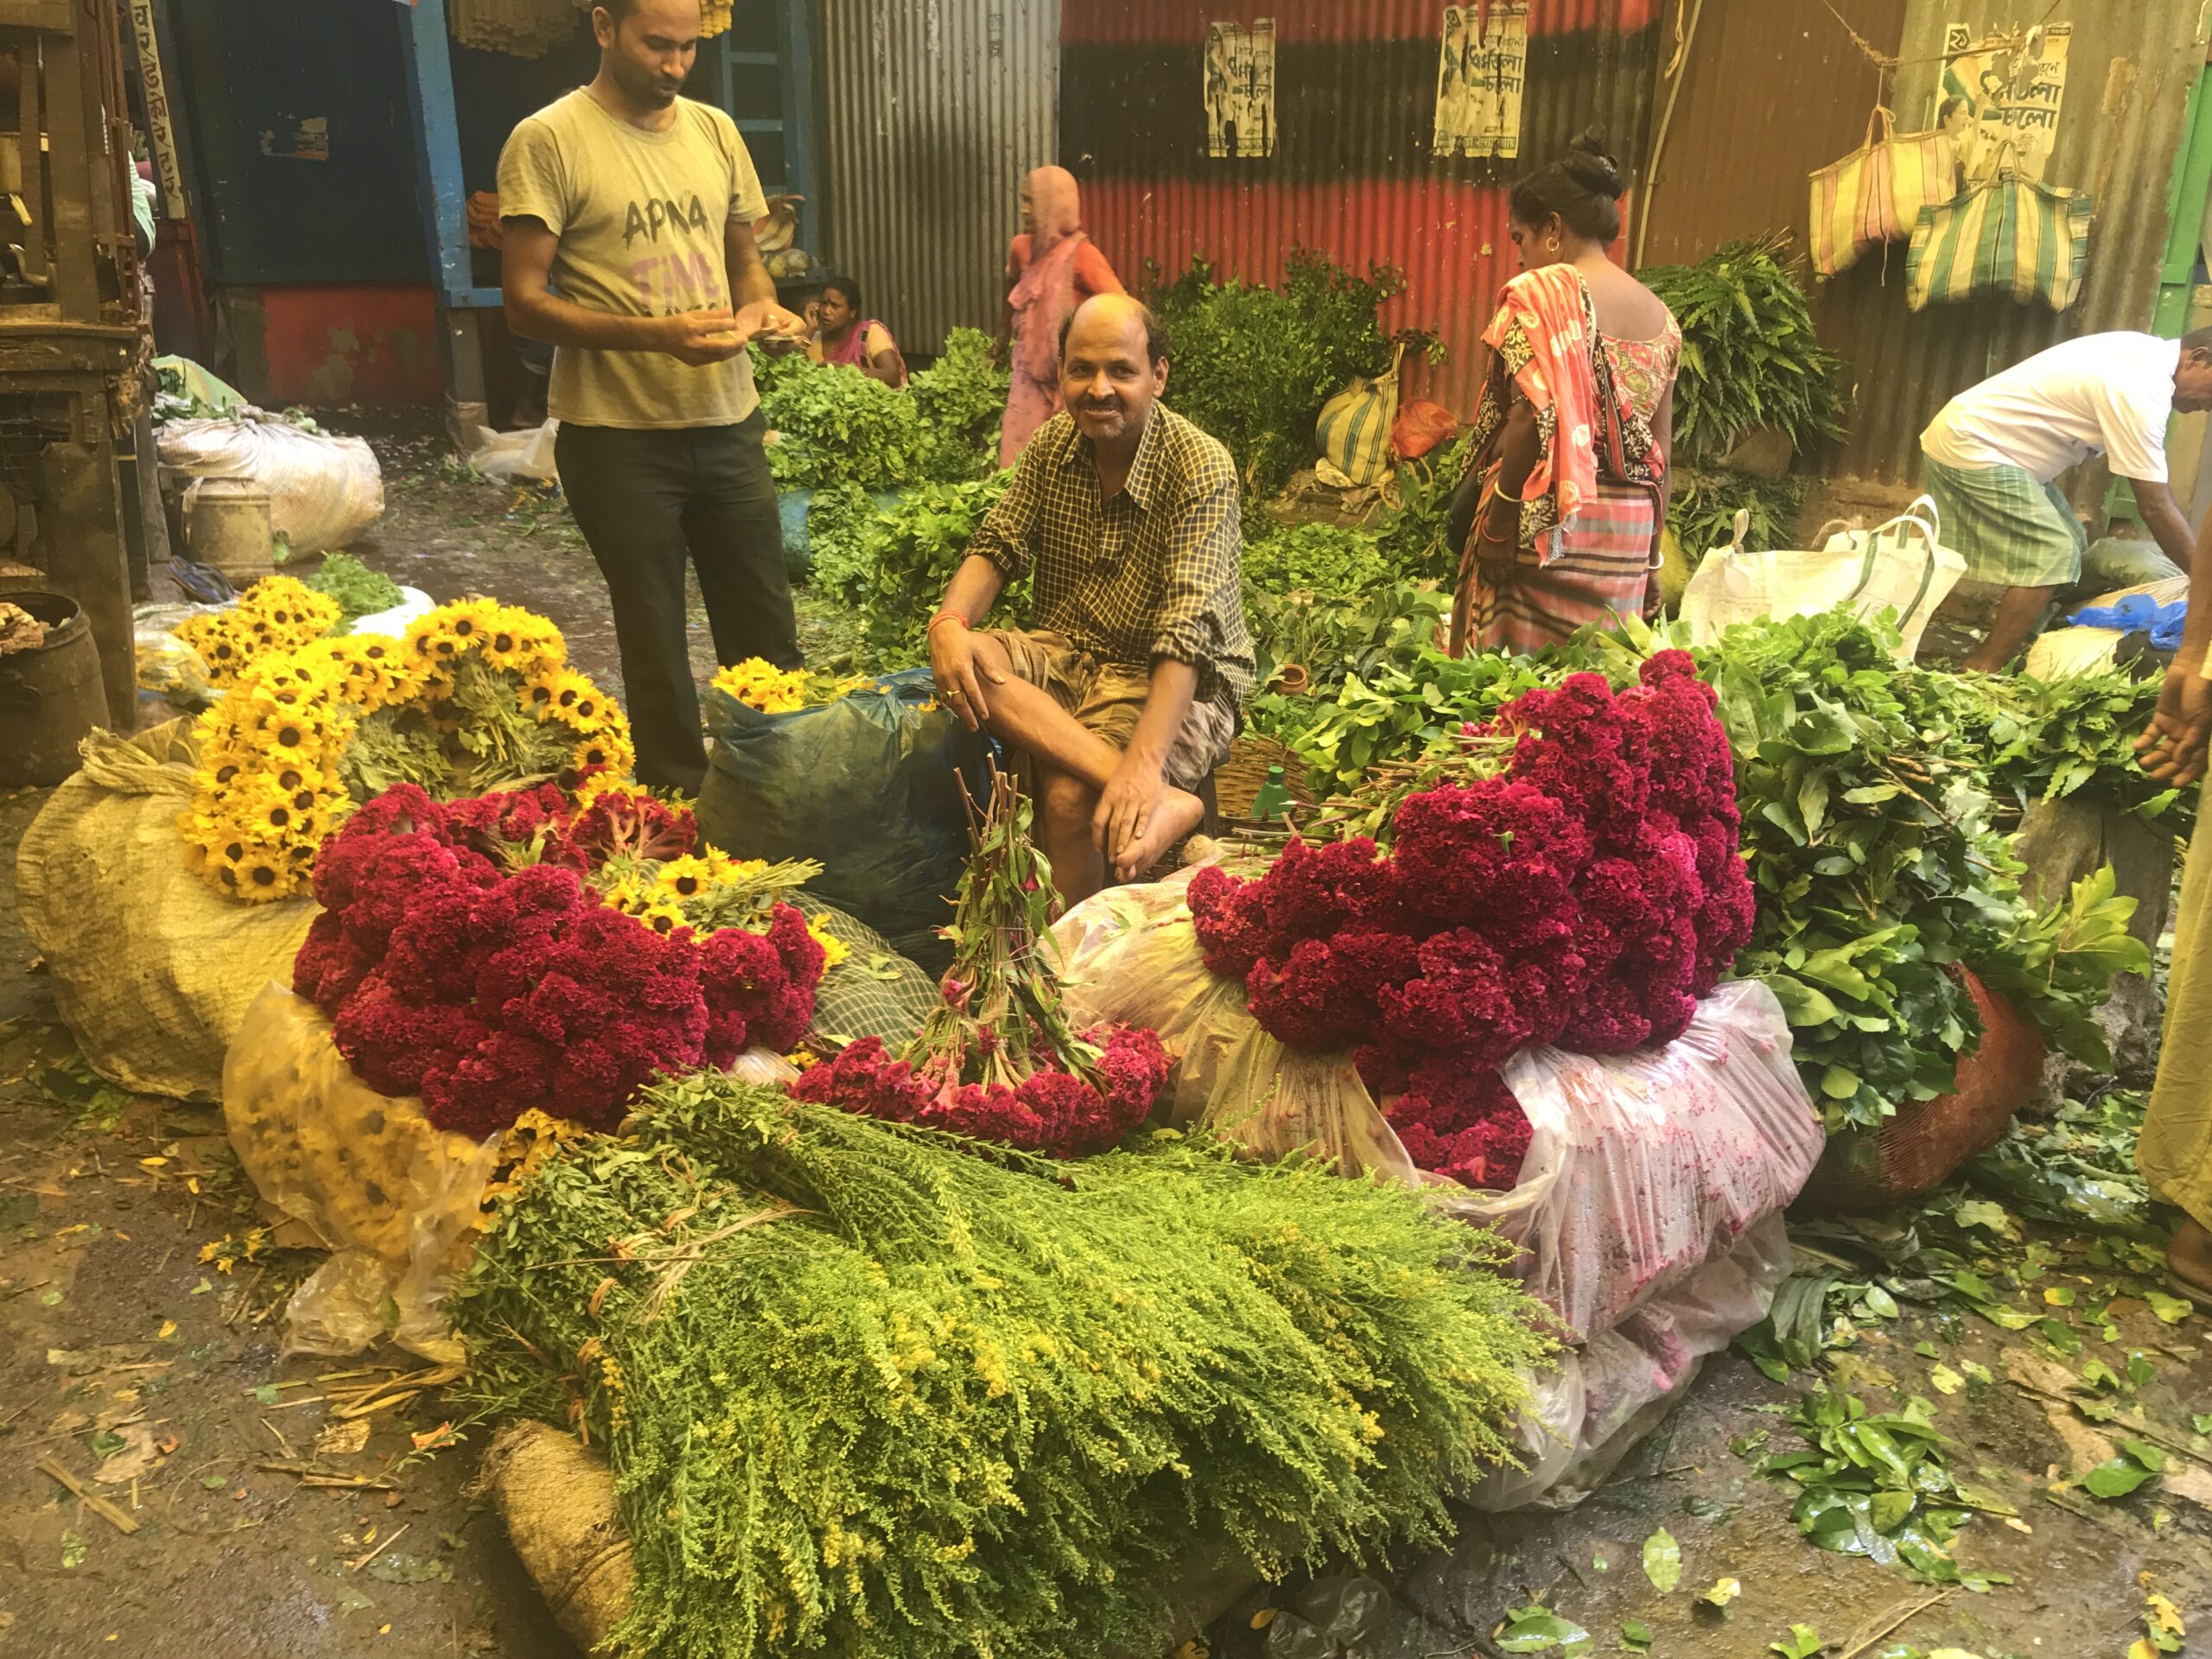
[928,292,1255,904]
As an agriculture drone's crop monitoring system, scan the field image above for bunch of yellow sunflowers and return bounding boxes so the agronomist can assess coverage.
[174,575,342,690]
[182,597,633,900]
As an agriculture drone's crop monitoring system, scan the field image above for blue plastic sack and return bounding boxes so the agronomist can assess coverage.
[697,667,974,973]
[776,488,815,579]
[2062,592,2185,651]
[778,486,907,582]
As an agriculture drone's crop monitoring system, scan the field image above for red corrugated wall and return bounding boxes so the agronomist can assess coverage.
[1061,1,1661,415]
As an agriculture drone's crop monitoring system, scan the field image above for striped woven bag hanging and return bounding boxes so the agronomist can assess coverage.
[1906,158,2094,314]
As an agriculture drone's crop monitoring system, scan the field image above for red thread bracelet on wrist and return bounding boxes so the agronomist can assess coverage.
[926,611,969,635]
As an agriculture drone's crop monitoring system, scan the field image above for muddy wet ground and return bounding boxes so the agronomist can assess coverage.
[2,410,2206,1658]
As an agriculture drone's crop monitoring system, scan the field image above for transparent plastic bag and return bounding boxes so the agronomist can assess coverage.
[134,627,213,709]
[223,982,501,1363]
[1466,1214,1792,1510]
[1057,874,1823,1343]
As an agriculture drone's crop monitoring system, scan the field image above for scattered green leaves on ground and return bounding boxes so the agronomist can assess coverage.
[1759,1384,2009,1591]
[1770,1624,1821,1658]
[1497,1605,1592,1652]
[1641,1528,1681,1593]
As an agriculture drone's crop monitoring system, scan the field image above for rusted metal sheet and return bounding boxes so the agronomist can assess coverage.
[1821,0,2212,485]
[1064,1,1659,413]
[1633,0,1910,270]
[817,0,1061,358]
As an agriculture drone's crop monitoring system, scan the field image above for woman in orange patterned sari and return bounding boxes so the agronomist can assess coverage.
[1448,130,1680,656]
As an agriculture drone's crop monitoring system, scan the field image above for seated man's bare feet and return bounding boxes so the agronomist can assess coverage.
[1111,786,1205,882]
[2170,1217,2212,1304]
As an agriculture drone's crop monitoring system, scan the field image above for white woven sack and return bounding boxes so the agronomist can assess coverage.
[158,418,385,554]
[1680,494,1966,663]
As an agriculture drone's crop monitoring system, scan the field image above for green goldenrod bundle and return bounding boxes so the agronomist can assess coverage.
[453,1076,1552,1659]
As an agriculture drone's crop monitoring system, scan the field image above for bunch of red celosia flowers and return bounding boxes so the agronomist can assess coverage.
[791,768,1170,1158]
[1189,652,1754,1192]
[293,783,823,1138]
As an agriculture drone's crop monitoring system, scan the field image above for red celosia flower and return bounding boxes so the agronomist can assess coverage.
[296,782,823,1137]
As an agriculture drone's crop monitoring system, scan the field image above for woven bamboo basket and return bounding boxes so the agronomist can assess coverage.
[1215,733,1313,823]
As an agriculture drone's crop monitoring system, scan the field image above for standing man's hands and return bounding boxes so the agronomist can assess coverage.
[658,308,747,365]
[2137,655,2212,785]
[735,298,810,355]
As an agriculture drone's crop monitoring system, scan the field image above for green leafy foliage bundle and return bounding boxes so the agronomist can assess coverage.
[302,550,404,632]
[1372,433,1471,584]
[1665,466,1808,562]
[801,473,1027,671]
[1146,251,1426,518]
[754,329,1008,496]
[1898,664,2194,835]
[907,327,1010,483]
[1640,235,1847,467]
[454,1077,1551,1659]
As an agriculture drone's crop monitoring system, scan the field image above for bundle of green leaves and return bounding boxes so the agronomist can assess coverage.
[834,473,1026,671]
[1244,580,1453,734]
[1640,234,1846,468]
[756,351,926,493]
[907,327,1009,483]
[1372,433,1471,583]
[454,1077,1551,1659]
[1147,251,1427,521]
[301,550,403,632]
[1666,466,1808,561]
[1897,664,2194,834]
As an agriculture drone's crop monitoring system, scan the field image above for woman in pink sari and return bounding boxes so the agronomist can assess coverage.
[1446,130,1679,656]
[996,166,1125,467]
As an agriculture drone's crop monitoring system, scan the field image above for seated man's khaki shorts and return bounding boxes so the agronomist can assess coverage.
[979,628,1235,792]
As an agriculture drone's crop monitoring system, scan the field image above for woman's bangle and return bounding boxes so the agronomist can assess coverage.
[926,610,969,636]
[1490,480,1527,505]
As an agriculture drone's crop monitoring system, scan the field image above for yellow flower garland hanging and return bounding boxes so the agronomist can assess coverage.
[183,597,635,901]
[174,575,342,689]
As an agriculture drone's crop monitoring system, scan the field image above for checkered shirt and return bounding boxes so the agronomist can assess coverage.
[968,406,1255,715]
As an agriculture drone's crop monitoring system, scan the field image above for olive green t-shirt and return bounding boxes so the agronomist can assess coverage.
[497,90,768,429]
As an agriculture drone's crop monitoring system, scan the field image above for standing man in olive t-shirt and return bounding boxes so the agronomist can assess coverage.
[498,0,809,793]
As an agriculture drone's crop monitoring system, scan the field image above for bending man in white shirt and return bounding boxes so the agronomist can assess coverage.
[1919,328,2212,672]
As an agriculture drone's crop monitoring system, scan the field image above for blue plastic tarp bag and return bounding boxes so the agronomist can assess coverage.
[698,667,972,973]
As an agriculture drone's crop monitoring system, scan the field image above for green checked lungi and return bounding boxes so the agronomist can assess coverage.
[1921,454,2087,588]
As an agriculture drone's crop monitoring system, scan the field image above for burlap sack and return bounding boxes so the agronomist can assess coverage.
[224,982,502,1363]
[15,721,318,1099]
[473,1421,635,1656]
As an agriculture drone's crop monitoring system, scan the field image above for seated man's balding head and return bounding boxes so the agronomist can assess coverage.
[1058,296,1171,449]
[1059,293,1170,371]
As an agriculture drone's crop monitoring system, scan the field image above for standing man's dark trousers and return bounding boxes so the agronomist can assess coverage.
[556,408,801,794]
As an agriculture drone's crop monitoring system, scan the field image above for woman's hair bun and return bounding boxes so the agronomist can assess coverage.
[1563,127,1625,200]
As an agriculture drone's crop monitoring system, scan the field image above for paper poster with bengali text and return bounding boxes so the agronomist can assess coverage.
[1940,22,2071,186]
[1433,3,1528,161]
[1204,20,1276,160]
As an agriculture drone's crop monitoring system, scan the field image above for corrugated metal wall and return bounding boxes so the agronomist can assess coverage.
[1635,0,1908,269]
[1063,1,1661,413]
[817,0,1061,357]
[1823,0,2210,483]
[1629,0,2209,489]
